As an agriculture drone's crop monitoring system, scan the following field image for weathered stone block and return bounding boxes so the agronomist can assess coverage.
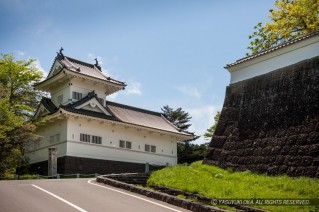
[309,144,319,156]
[209,136,227,148]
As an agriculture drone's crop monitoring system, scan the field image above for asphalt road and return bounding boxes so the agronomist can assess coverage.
[0,179,190,212]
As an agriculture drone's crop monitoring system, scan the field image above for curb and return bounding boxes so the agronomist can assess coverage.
[97,175,228,212]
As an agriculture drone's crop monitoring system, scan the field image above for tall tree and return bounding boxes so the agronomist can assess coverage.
[204,111,220,139]
[161,105,202,163]
[161,105,191,131]
[247,0,319,55]
[0,53,43,176]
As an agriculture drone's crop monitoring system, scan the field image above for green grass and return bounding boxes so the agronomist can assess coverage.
[147,161,319,212]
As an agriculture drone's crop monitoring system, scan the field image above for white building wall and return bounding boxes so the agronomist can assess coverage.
[50,82,71,106]
[70,78,106,104]
[26,119,68,164]
[228,36,319,84]
[67,117,177,165]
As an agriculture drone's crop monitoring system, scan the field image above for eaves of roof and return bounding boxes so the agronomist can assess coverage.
[225,30,319,68]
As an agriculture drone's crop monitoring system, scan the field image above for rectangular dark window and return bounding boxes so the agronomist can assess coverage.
[119,140,125,148]
[145,144,156,153]
[50,134,60,143]
[151,145,156,153]
[80,133,90,143]
[145,144,150,152]
[92,136,102,144]
[119,140,132,149]
[72,92,82,100]
[126,141,132,149]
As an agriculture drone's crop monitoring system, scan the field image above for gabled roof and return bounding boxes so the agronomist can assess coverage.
[35,51,126,89]
[59,55,125,86]
[226,30,319,68]
[106,101,189,135]
[37,91,194,138]
[61,91,116,120]
[34,97,58,118]
[40,97,58,113]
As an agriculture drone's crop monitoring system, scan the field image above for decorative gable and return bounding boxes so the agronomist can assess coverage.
[48,60,63,78]
[75,98,112,116]
[35,104,50,118]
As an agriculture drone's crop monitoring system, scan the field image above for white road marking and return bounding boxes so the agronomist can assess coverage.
[88,179,183,212]
[31,184,87,212]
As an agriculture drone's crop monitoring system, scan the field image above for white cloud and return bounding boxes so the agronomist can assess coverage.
[106,92,118,101]
[33,59,47,77]
[175,85,201,99]
[186,105,221,144]
[17,50,25,56]
[125,82,142,96]
[88,53,103,65]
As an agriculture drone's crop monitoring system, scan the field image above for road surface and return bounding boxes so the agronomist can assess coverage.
[0,178,190,212]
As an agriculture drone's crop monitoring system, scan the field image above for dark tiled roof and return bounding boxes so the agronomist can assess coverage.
[40,97,58,113]
[105,101,191,135]
[226,30,319,68]
[43,52,126,87]
[58,92,192,136]
[36,90,193,137]
[60,91,118,121]
[60,55,125,86]
[61,107,119,122]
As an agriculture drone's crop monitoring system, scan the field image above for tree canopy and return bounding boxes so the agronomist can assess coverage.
[0,53,43,176]
[161,105,204,164]
[161,105,192,131]
[247,0,319,55]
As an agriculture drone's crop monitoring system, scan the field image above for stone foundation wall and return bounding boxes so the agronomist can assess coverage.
[29,156,162,175]
[204,57,319,177]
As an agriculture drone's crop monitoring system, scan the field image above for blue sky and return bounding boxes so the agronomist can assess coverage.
[0,0,275,144]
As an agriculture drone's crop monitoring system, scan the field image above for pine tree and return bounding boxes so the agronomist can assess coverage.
[204,111,220,139]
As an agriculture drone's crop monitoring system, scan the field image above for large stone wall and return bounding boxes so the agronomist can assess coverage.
[204,57,319,177]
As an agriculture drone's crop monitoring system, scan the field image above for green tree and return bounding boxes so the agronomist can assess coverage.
[161,105,191,131]
[204,111,220,139]
[161,105,202,163]
[0,53,43,177]
[247,0,319,55]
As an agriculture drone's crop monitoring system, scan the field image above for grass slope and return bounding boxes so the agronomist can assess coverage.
[147,161,319,212]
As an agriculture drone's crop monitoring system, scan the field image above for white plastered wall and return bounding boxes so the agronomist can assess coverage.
[70,78,106,105]
[66,117,178,165]
[26,119,68,164]
[50,82,71,106]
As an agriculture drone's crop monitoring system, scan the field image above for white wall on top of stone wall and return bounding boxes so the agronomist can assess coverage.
[228,35,319,84]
